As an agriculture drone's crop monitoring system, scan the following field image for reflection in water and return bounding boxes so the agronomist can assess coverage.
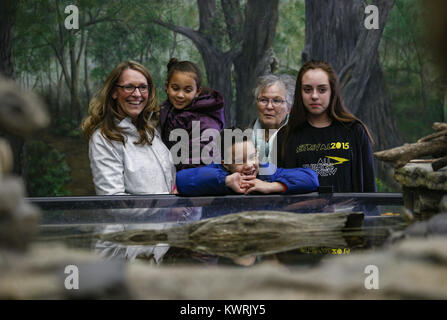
[97,211,360,260]
[35,196,408,268]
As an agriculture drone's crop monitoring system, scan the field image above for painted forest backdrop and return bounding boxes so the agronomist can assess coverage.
[0,0,445,196]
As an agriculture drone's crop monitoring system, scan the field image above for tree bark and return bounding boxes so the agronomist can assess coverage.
[0,0,17,79]
[233,0,280,126]
[153,0,280,126]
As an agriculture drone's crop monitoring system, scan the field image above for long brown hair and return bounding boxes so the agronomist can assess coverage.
[81,60,159,145]
[283,60,374,148]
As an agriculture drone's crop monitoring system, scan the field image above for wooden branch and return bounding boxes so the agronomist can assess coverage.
[432,156,447,171]
[433,122,447,132]
[152,19,208,49]
[374,136,447,168]
[418,129,447,143]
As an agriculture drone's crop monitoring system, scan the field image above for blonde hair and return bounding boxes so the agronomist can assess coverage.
[81,60,159,145]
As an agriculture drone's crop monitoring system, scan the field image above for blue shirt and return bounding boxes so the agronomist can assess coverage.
[176,163,319,196]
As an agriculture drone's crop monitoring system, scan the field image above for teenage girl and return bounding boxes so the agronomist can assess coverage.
[279,60,376,192]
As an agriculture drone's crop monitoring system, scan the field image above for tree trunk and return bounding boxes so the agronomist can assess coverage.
[233,0,280,126]
[0,0,17,79]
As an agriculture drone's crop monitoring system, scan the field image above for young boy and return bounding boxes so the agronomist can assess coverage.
[176,129,319,196]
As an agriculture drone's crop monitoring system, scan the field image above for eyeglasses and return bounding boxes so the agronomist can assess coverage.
[115,84,149,94]
[257,97,286,107]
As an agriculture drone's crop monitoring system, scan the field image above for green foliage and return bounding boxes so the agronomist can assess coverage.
[274,0,305,74]
[25,141,72,197]
[50,116,83,138]
[380,0,444,143]
[375,177,396,193]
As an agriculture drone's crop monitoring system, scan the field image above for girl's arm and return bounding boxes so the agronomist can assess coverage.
[269,166,320,194]
[176,165,231,196]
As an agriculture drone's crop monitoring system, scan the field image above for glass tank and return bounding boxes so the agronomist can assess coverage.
[29,192,407,266]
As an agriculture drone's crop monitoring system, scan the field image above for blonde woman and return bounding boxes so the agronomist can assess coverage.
[82,60,175,195]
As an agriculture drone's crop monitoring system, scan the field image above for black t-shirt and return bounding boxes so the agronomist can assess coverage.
[281,121,355,192]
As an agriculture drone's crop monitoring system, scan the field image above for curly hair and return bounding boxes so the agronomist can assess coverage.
[81,60,159,145]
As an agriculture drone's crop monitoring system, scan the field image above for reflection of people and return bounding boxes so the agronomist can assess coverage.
[82,60,175,195]
[251,74,296,164]
[160,58,225,172]
[279,60,376,192]
[176,130,319,196]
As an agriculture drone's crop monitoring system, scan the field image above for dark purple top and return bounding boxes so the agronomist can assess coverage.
[160,89,226,171]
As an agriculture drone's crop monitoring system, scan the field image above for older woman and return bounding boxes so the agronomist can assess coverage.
[251,74,296,165]
[82,60,175,195]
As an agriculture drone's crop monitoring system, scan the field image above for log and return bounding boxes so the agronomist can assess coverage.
[433,122,447,132]
[374,137,447,168]
[432,156,447,171]
[418,129,447,143]
[98,211,364,259]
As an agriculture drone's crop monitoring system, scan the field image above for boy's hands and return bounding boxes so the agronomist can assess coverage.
[245,180,284,194]
[225,172,256,193]
[225,173,284,194]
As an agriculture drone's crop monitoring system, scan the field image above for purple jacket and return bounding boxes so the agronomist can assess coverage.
[160,89,226,171]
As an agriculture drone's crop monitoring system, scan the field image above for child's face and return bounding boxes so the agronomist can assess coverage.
[166,71,202,110]
[223,141,259,176]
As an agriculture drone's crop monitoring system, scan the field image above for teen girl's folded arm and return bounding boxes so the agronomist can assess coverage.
[176,164,230,196]
[270,167,319,194]
[89,131,128,195]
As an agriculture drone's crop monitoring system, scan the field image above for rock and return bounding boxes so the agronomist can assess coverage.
[0,76,48,252]
[394,163,447,191]
[126,237,447,299]
[0,177,40,251]
[0,75,49,135]
[0,138,13,178]
[395,163,447,217]
[98,211,363,259]
[440,195,447,213]
[0,176,23,212]
[0,243,132,299]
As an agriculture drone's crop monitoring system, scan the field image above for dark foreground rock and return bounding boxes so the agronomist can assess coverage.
[2,236,446,299]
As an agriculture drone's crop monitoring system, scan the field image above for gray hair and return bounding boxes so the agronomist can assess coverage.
[253,74,296,110]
